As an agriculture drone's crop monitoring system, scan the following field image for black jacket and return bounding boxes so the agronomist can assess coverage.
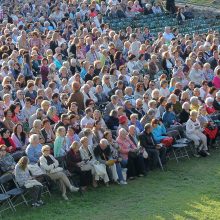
[94,145,111,164]
[179,109,190,124]
[139,132,156,150]
[213,99,220,111]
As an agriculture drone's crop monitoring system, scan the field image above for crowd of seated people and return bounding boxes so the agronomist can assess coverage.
[0,0,219,210]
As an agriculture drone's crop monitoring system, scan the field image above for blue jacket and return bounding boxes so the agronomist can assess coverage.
[152,124,168,143]
[25,144,42,164]
[162,111,177,128]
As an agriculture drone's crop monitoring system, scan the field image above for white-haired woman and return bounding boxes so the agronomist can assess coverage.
[205,97,217,115]
[190,96,200,112]
[186,110,209,156]
[116,128,146,179]
[39,145,79,200]
[25,134,43,164]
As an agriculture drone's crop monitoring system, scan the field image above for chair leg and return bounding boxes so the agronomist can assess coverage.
[158,157,164,171]
[21,194,28,206]
[172,148,179,163]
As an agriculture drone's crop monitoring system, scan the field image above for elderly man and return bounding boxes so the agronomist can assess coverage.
[86,45,101,65]
[94,138,119,184]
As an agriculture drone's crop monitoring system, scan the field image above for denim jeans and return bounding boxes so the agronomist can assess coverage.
[115,163,125,182]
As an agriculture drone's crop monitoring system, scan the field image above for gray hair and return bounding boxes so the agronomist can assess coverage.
[29,134,39,144]
[190,96,198,104]
[205,97,214,104]
[100,138,108,146]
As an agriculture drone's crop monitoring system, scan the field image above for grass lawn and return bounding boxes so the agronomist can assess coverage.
[6,148,220,220]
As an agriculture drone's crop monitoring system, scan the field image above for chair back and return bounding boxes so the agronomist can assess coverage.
[0,173,13,185]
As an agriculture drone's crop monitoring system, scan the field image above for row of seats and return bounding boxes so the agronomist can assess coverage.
[104,13,220,35]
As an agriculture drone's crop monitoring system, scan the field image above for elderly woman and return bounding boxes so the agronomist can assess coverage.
[116,128,146,180]
[190,96,200,112]
[66,141,93,190]
[25,134,42,164]
[39,145,79,200]
[179,102,190,124]
[198,106,218,147]
[15,156,44,207]
[186,110,209,156]
[205,97,218,115]
[79,137,109,187]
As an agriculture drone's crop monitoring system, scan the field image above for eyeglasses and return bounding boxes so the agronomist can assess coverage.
[0,148,6,151]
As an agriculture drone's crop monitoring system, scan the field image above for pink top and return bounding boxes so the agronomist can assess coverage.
[116,135,136,160]
[212,76,220,89]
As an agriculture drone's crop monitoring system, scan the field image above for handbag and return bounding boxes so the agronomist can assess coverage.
[93,163,106,176]
[161,137,174,147]
[24,179,43,188]
[80,162,93,171]
[142,149,148,159]
[28,164,44,176]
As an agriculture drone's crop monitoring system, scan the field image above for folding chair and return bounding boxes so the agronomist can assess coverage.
[167,131,190,163]
[0,173,28,211]
[0,193,14,215]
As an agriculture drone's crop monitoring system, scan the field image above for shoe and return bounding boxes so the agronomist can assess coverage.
[138,174,144,177]
[37,200,45,206]
[128,176,135,180]
[70,185,79,192]
[205,151,210,156]
[62,194,69,201]
[93,181,98,188]
[119,181,128,185]
[193,153,201,158]
[105,182,109,187]
[31,202,40,207]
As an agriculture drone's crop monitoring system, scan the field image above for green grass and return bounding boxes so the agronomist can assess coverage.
[6,149,220,220]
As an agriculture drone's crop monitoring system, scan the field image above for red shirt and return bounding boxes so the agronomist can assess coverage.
[0,137,16,153]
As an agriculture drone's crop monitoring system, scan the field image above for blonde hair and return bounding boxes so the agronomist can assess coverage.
[17,156,29,170]
[56,126,66,136]
[190,110,198,116]
[70,141,80,151]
